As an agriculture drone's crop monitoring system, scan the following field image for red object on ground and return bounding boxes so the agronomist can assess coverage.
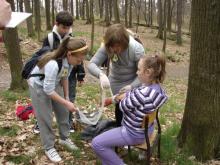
[16,103,35,121]
[104,98,113,107]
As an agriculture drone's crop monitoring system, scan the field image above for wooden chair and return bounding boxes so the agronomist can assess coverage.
[127,109,161,165]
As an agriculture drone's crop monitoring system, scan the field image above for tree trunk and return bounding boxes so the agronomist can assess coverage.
[135,0,141,33]
[109,0,113,21]
[144,0,148,26]
[125,0,128,27]
[19,0,23,12]
[70,0,74,17]
[76,0,79,19]
[82,0,85,20]
[24,0,34,37]
[128,0,132,27]
[85,0,91,24]
[99,0,103,19]
[3,0,26,90]
[104,0,110,26]
[162,0,167,52]
[176,0,182,45]
[90,0,95,55]
[34,0,41,41]
[156,0,163,39]
[63,0,68,10]
[178,0,220,160]
[113,0,120,23]
[45,0,52,30]
[52,0,55,25]
[167,0,172,32]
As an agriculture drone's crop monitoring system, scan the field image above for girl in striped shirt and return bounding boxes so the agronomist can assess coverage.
[92,55,168,165]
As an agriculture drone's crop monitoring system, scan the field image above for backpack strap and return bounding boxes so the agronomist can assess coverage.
[48,32,54,49]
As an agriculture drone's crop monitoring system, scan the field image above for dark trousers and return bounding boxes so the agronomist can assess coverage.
[115,103,123,127]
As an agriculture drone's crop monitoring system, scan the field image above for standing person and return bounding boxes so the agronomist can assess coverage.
[88,24,145,127]
[33,11,85,134]
[91,55,168,164]
[28,37,88,163]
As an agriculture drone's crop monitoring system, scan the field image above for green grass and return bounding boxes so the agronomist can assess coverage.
[0,89,29,102]
[0,125,19,137]
[161,123,198,165]
[5,155,31,164]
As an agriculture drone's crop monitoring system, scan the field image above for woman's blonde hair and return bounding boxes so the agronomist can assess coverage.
[142,55,166,83]
[104,24,129,53]
[37,37,87,69]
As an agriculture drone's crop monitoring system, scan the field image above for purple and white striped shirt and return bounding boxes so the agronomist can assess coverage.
[119,84,168,136]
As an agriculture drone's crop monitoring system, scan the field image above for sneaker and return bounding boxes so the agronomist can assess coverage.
[59,138,78,151]
[33,123,40,134]
[45,148,62,163]
[69,125,75,133]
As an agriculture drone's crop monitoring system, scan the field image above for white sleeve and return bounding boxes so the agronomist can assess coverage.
[43,60,59,95]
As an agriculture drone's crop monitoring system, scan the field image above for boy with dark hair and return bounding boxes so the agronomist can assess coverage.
[33,11,85,134]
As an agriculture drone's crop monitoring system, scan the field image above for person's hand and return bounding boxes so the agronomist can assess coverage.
[78,80,84,87]
[119,85,132,94]
[0,0,12,28]
[99,72,110,89]
[115,93,126,102]
[65,101,78,112]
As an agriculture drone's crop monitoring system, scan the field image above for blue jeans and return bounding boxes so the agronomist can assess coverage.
[91,126,144,165]
[68,77,77,126]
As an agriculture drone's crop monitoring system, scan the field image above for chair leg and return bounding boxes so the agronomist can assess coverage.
[128,145,131,160]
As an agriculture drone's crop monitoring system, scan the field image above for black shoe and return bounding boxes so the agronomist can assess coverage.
[33,123,40,134]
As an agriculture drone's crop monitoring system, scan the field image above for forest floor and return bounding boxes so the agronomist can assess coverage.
[0,20,219,165]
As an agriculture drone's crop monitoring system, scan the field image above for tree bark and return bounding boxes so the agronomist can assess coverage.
[19,0,23,12]
[176,0,182,45]
[98,0,104,19]
[125,0,128,27]
[167,0,172,32]
[178,0,220,160]
[52,0,55,25]
[45,0,52,30]
[113,0,120,23]
[63,0,68,10]
[90,0,95,55]
[34,0,41,41]
[162,0,167,52]
[24,0,34,37]
[3,0,26,90]
[156,0,163,39]
[104,0,110,26]
[76,0,79,19]
[85,0,91,24]
[128,0,132,27]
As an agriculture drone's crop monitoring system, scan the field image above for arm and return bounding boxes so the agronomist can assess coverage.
[61,78,69,100]
[87,46,108,78]
[0,0,12,28]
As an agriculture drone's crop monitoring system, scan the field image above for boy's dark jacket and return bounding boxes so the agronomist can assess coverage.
[42,26,85,81]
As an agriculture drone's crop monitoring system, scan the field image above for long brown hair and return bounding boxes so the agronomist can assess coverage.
[142,55,166,83]
[104,24,129,53]
[37,37,87,69]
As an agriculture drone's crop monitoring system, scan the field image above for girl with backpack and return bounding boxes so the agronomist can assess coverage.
[28,37,88,163]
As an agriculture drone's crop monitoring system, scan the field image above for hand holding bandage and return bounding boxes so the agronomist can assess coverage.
[99,72,110,89]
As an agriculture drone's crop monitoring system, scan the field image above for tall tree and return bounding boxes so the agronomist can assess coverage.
[98,0,104,19]
[125,0,128,27]
[24,0,34,37]
[19,0,23,12]
[45,0,52,30]
[76,0,79,19]
[90,0,95,55]
[34,0,41,41]
[52,0,55,25]
[162,0,167,52]
[81,0,85,20]
[104,0,110,26]
[63,0,68,10]
[113,0,120,23]
[178,0,220,160]
[70,0,74,17]
[128,0,132,27]
[85,0,91,24]
[3,0,26,90]
[109,0,113,21]
[157,0,163,39]
[167,0,172,32]
[176,0,182,45]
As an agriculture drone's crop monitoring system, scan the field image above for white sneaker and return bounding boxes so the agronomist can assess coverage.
[59,138,78,151]
[45,148,61,163]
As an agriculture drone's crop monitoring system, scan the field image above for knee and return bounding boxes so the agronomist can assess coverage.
[91,137,102,152]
